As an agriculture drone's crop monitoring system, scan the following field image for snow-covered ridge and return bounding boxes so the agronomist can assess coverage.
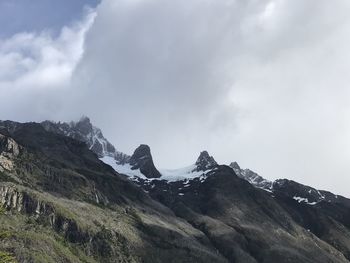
[100,156,215,183]
[229,162,331,206]
[99,145,219,182]
[160,165,213,182]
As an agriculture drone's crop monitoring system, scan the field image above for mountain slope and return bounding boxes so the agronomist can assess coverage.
[1,118,350,262]
[0,121,229,263]
[130,157,350,262]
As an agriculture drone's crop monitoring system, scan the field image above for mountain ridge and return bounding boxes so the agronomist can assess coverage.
[40,117,347,204]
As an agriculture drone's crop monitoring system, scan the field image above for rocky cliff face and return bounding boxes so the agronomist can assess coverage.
[0,134,21,172]
[0,185,24,212]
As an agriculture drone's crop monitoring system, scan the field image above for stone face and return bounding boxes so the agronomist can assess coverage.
[0,185,24,212]
[0,133,21,172]
[129,144,161,178]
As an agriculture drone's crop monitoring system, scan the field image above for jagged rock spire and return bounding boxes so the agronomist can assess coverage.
[194,151,217,172]
[129,144,161,178]
[229,161,241,170]
[41,117,121,159]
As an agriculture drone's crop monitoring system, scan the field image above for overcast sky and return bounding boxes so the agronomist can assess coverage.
[1,0,350,197]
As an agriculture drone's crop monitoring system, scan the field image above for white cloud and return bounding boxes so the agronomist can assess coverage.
[2,0,350,196]
[69,0,350,196]
[0,10,95,88]
[0,8,95,121]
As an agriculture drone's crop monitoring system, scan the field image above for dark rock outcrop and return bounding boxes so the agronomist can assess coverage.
[129,144,161,178]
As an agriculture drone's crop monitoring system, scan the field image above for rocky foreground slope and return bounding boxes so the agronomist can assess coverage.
[0,118,350,263]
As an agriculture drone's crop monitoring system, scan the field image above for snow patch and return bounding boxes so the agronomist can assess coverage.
[159,165,209,182]
[100,156,213,183]
[100,156,147,179]
[262,188,273,193]
[232,165,272,191]
[293,196,317,206]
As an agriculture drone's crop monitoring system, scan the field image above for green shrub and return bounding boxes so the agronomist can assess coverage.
[0,251,17,263]
[0,206,6,215]
[0,231,12,239]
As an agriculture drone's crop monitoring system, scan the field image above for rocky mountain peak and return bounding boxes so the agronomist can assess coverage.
[229,161,241,170]
[130,144,151,160]
[129,144,161,178]
[228,161,273,190]
[194,151,217,172]
[41,117,123,159]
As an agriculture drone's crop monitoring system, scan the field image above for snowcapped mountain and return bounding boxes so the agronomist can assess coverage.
[159,151,218,182]
[101,144,162,179]
[103,148,218,184]
[228,161,343,206]
[194,151,217,172]
[42,117,219,182]
[42,117,165,179]
[40,117,349,209]
[272,179,350,207]
[229,161,273,191]
[41,116,130,164]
